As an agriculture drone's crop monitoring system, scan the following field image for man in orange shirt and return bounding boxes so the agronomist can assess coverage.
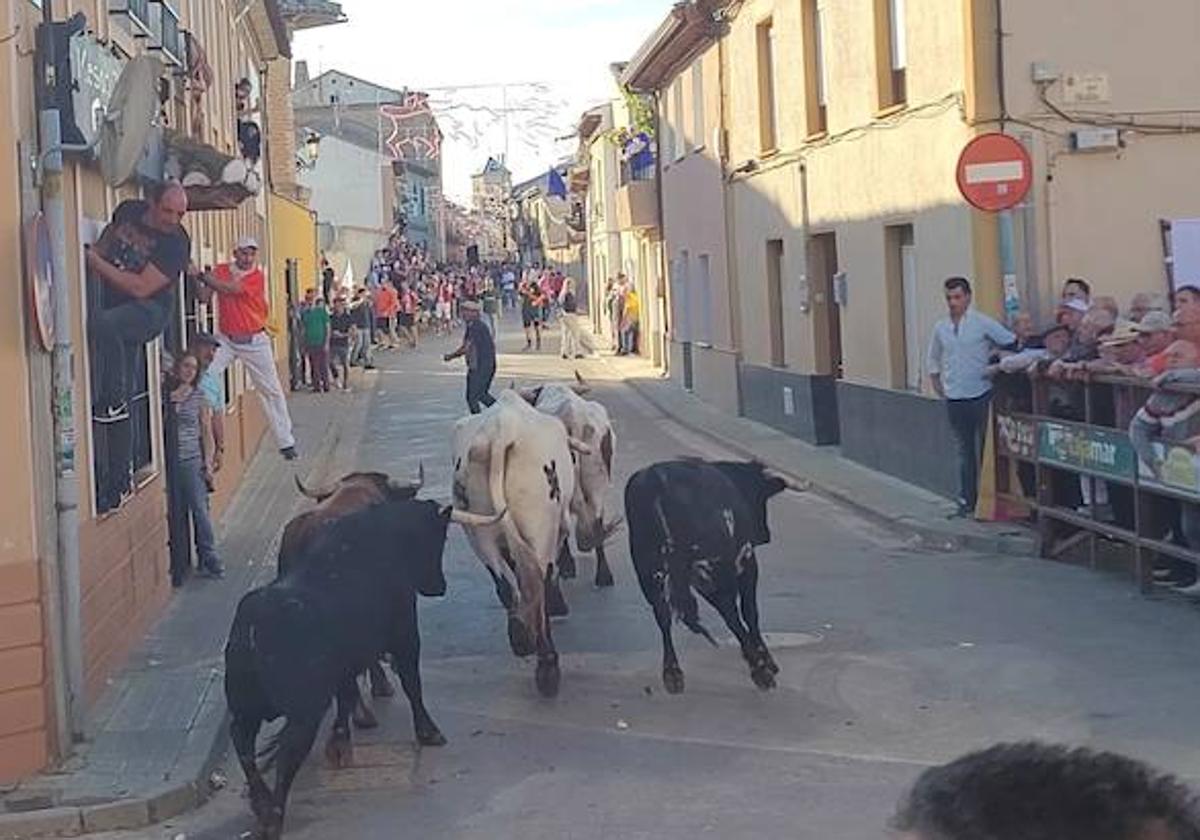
[374,280,400,349]
[198,237,297,460]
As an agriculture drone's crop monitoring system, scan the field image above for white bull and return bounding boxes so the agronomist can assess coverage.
[451,391,580,697]
[527,382,621,587]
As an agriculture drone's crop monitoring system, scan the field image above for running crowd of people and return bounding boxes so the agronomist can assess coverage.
[288,237,613,398]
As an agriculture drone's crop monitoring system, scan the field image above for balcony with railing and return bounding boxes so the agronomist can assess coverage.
[149,1,184,69]
[616,179,657,232]
[109,0,153,37]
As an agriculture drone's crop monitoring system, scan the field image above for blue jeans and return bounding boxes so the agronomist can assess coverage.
[180,457,219,571]
[620,324,639,355]
[947,393,992,512]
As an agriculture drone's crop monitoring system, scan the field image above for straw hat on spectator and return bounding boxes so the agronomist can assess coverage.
[1135,310,1173,334]
[1100,321,1139,346]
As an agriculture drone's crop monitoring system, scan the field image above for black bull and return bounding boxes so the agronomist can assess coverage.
[625,459,800,694]
[225,500,452,840]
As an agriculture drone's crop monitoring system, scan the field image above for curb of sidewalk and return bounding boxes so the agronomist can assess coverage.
[0,388,367,840]
[619,374,1038,560]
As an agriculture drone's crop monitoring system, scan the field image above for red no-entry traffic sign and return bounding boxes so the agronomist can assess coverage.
[956,133,1033,212]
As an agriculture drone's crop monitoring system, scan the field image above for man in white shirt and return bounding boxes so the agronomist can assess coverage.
[927,276,1016,516]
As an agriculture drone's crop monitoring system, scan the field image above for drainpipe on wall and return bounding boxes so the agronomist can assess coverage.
[38,5,85,743]
[651,89,670,375]
[716,29,743,411]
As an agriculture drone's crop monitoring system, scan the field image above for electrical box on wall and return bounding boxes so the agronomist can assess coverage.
[782,387,796,417]
[833,272,848,306]
[1070,128,1121,153]
[1031,62,1060,83]
[1062,72,1111,105]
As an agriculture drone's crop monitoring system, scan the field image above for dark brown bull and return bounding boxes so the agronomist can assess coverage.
[278,466,424,738]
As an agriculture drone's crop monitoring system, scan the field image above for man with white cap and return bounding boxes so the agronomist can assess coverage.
[198,236,298,460]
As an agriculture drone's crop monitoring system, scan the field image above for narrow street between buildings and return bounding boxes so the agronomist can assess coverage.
[94,313,1200,840]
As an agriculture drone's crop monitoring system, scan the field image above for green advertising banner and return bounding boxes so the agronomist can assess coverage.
[1038,421,1136,480]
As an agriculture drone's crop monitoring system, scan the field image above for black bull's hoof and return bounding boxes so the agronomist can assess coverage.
[370,666,395,698]
[352,699,379,729]
[261,809,285,840]
[535,658,561,698]
[417,726,448,747]
[594,564,615,588]
[750,663,777,691]
[546,580,570,618]
[325,731,354,769]
[558,552,577,579]
[662,667,685,695]
[507,616,536,658]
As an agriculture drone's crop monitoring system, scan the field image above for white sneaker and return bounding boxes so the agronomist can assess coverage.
[93,403,130,424]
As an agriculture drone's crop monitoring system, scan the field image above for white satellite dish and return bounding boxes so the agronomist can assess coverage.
[99,55,163,188]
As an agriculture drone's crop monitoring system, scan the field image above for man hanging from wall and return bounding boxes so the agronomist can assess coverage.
[196,237,298,460]
[86,181,192,512]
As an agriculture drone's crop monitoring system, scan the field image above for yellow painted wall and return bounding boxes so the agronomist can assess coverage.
[268,192,318,356]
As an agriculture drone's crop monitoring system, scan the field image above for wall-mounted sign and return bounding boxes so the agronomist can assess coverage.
[956,133,1033,213]
[996,414,1037,460]
[1038,420,1135,480]
[24,213,55,351]
[1062,72,1111,106]
[38,14,126,147]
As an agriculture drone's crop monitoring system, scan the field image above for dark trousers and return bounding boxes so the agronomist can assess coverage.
[467,365,496,414]
[306,345,330,391]
[947,393,992,512]
[90,299,168,411]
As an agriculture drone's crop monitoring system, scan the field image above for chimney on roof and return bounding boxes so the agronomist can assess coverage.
[294,60,310,88]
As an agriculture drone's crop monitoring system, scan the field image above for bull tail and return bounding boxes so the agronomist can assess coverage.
[666,554,719,647]
[487,432,510,528]
[485,423,542,562]
[649,476,719,649]
[254,727,288,775]
[225,590,282,774]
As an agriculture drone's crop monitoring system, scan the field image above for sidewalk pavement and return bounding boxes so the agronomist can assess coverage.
[593,352,1038,560]
[0,375,377,839]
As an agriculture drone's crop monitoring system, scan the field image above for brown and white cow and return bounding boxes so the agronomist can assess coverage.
[451,390,582,697]
[521,378,622,587]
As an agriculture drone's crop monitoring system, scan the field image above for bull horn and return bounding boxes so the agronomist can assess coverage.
[572,370,592,395]
[568,437,594,456]
[771,471,810,493]
[294,474,335,502]
[391,462,426,493]
[449,507,507,528]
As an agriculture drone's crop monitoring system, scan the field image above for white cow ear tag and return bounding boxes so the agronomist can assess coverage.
[722,509,735,537]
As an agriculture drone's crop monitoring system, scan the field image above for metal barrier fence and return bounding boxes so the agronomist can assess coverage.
[992,372,1200,592]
